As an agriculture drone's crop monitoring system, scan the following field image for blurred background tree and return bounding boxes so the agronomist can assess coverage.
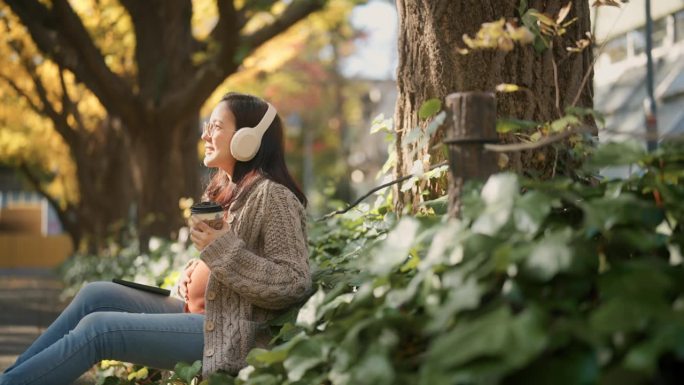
[0,5,134,252]
[0,0,333,248]
[0,0,388,252]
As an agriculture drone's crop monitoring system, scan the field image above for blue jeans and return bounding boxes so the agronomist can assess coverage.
[0,281,204,385]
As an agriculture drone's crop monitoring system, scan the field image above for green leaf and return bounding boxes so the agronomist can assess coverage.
[173,360,202,383]
[589,297,667,334]
[426,274,482,333]
[418,98,442,120]
[471,173,519,235]
[497,117,539,133]
[565,106,606,127]
[513,191,555,234]
[426,111,447,136]
[248,333,308,367]
[284,339,328,382]
[550,115,580,132]
[421,306,547,383]
[370,114,393,134]
[582,195,664,232]
[518,0,528,15]
[585,140,648,168]
[524,229,573,281]
[368,218,420,275]
[403,126,422,146]
[506,347,599,385]
[624,324,684,372]
[297,290,326,329]
[205,372,236,385]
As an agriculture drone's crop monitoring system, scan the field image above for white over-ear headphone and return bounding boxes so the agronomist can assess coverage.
[230,102,277,162]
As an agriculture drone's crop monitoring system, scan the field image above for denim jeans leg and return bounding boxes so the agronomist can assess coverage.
[0,311,204,385]
[0,282,204,384]
[4,281,185,373]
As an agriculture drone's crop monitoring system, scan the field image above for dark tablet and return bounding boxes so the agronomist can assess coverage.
[112,278,171,296]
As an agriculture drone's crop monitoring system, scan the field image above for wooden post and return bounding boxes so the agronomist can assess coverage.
[444,92,498,219]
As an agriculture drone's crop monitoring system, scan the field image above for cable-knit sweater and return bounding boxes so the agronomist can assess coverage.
[199,176,311,376]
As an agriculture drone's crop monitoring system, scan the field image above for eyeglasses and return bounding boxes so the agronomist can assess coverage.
[202,121,220,137]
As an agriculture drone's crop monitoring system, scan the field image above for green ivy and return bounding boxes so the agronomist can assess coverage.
[236,139,684,385]
[62,139,684,385]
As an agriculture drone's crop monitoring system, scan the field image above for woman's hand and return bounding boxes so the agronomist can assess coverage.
[189,216,231,251]
[178,259,199,298]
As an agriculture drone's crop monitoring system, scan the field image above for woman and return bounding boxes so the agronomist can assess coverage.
[0,93,311,384]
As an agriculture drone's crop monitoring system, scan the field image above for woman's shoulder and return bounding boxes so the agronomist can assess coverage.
[255,179,304,210]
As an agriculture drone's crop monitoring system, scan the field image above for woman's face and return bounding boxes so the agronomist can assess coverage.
[202,101,237,174]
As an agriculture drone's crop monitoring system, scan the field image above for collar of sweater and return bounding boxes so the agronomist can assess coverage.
[228,174,269,212]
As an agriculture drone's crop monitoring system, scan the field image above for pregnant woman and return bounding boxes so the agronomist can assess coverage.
[0,92,311,385]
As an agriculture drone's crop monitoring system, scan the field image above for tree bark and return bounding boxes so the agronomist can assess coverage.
[393,0,594,213]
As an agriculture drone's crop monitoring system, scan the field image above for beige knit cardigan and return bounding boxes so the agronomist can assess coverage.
[199,176,311,376]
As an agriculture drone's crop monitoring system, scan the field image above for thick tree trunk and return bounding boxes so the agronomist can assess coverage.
[123,0,201,244]
[394,0,594,213]
[73,118,135,253]
[131,118,200,247]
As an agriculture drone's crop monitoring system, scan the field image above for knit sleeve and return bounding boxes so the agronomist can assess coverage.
[199,183,311,310]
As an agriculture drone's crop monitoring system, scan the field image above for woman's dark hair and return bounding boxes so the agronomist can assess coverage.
[203,92,307,208]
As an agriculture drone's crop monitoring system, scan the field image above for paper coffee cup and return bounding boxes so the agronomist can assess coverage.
[190,201,225,230]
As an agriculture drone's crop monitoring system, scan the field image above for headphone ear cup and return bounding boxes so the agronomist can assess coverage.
[231,128,261,162]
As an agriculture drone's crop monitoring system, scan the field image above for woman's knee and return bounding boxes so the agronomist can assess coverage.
[72,281,117,309]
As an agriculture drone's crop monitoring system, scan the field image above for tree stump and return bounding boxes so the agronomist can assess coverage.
[445,92,498,219]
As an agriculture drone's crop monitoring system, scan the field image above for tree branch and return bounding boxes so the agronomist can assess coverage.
[483,125,593,153]
[17,50,80,148]
[0,74,42,116]
[156,0,241,125]
[57,66,87,133]
[157,0,325,123]
[318,161,449,221]
[240,0,326,52]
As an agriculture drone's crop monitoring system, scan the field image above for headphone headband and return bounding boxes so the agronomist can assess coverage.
[230,101,277,162]
[252,103,277,137]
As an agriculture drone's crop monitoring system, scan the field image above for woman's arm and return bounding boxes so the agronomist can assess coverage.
[199,183,311,310]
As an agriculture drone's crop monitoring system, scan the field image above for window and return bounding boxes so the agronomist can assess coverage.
[676,10,684,42]
[651,16,668,48]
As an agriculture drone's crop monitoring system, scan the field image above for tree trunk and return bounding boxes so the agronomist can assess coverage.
[131,118,200,247]
[393,0,594,213]
[74,117,135,254]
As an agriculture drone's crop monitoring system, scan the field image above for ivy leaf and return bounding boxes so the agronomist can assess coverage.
[550,115,580,132]
[421,306,546,383]
[173,360,202,383]
[370,114,393,134]
[368,218,420,275]
[472,173,519,235]
[284,338,328,382]
[497,117,538,133]
[585,140,647,168]
[426,111,447,136]
[514,191,555,234]
[297,289,326,329]
[524,229,573,281]
[418,98,442,120]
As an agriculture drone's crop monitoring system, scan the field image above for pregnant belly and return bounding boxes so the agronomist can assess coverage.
[186,260,210,314]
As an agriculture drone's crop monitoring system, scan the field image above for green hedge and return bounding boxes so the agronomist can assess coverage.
[63,139,684,385]
[239,139,684,385]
